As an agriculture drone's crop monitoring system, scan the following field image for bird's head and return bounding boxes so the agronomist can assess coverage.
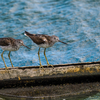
[17,39,30,49]
[51,35,68,45]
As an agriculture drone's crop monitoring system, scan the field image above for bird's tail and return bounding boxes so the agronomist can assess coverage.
[24,31,33,37]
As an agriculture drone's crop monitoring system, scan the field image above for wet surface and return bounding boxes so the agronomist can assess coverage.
[0,82,99,99]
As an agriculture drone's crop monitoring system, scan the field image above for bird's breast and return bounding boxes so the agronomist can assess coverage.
[38,42,54,48]
[0,45,19,51]
[38,43,50,48]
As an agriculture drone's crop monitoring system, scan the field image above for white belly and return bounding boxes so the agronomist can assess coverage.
[38,43,53,48]
[0,46,19,51]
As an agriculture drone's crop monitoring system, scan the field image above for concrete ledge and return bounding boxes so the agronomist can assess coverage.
[0,61,100,81]
[0,62,100,99]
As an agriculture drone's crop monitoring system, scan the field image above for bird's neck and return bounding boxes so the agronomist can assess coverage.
[15,42,21,50]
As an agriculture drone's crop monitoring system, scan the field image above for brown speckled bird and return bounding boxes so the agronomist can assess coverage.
[24,31,67,68]
[0,37,30,69]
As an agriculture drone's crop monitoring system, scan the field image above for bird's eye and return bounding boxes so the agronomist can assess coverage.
[19,41,22,44]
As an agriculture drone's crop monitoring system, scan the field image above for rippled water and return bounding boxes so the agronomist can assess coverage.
[1,0,100,67]
[0,0,100,99]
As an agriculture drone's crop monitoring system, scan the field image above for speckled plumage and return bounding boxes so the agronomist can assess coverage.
[0,38,22,51]
[24,31,67,68]
[0,37,30,69]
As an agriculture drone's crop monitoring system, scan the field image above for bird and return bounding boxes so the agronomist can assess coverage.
[0,37,30,69]
[24,31,68,68]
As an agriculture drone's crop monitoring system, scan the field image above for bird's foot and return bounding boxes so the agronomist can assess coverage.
[39,64,45,70]
[47,64,54,68]
[5,66,8,70]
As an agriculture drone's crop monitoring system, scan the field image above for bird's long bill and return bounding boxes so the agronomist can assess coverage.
[59,40,68,45]
[23,44,31,49]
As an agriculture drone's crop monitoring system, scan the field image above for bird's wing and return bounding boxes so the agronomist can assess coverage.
[24,31,51,45]
[0,38,10,46]
[32,34,48,45]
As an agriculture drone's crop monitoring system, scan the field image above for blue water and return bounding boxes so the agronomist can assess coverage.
[0,0,100,99]
[0,0,100,67]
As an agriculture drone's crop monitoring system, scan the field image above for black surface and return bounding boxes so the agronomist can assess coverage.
[0,75,100,89]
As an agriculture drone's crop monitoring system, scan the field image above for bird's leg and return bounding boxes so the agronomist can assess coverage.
[38,48,44,69]
[8,52,21,80]
[1,51,8,69]
[8,51,14,67]
[44,48,54,68]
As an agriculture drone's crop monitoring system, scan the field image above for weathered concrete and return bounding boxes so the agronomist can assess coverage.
[0,62,100,99]
[0,61,100,81]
